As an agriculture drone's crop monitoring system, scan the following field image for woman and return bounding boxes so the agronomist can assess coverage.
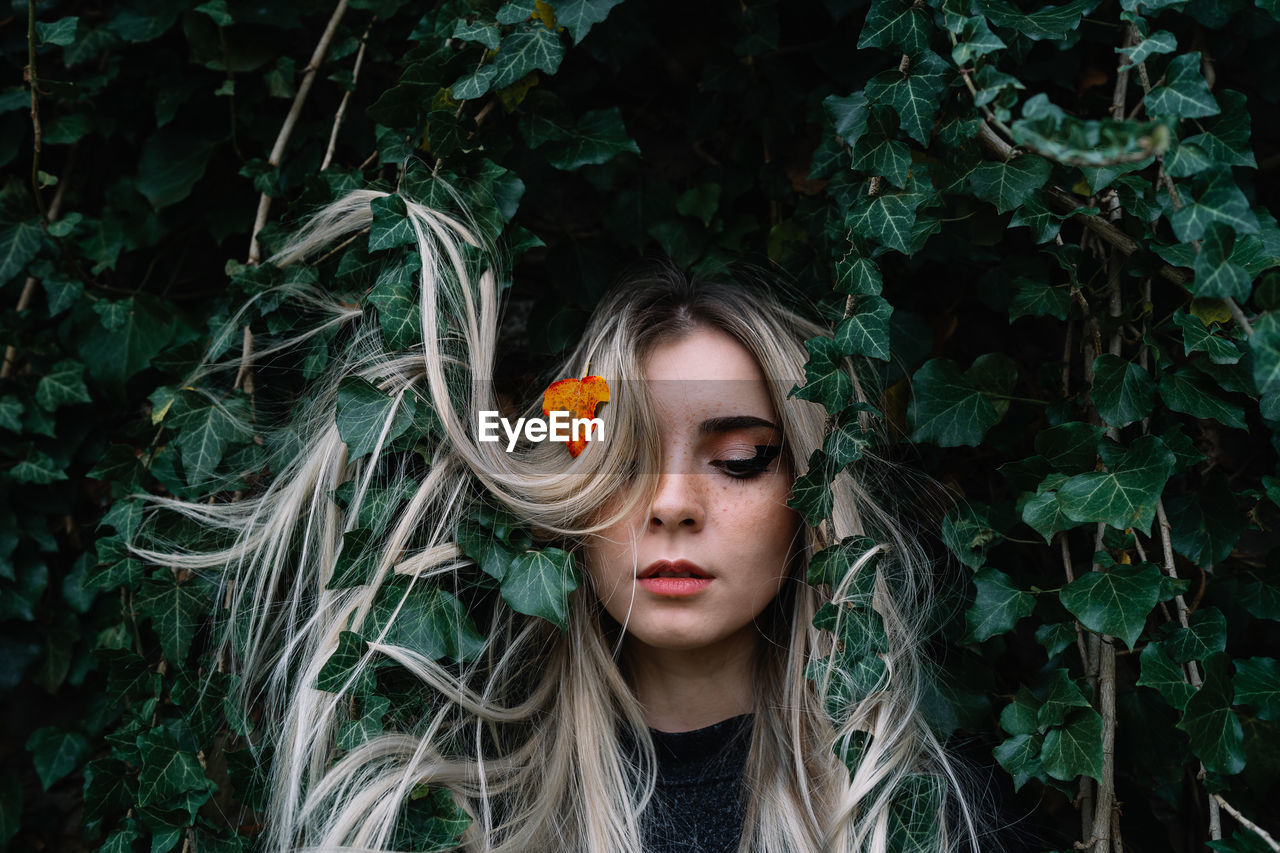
[140,188,1004,851]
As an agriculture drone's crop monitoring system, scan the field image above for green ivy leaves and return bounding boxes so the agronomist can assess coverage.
[908,354,1016,446]
[500,547,581,630]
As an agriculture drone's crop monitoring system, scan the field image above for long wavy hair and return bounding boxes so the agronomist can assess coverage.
[137,187,1000,852]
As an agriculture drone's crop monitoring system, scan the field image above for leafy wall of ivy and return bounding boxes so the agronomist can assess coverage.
[2,0,1279,850]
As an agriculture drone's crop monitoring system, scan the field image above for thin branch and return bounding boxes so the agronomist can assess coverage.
[1213,795,1280,851]
[1,145,76,380]
[974,123,1194,289]
[26,0,46,221]
[321,18,374,172]
[248,0,351,264]
[1060,534,1091,668]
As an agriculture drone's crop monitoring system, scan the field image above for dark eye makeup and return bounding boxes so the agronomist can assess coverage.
[711,444,782,480]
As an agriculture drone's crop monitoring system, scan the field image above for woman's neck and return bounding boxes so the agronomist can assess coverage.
[624,627,760,733]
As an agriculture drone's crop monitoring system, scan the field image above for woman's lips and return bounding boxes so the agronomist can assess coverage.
[637,559,713,596]
[637,577,714,596]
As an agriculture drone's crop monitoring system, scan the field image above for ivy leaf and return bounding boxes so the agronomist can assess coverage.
[951,15,1006,66]
[1158,369,1247,430]
[942,501,1002,569]
[1233,657,1280,721]
[968,154,1053,214]
[1118,29,1177,65]
[845,190,923,255]
[824,91,869,144]
[1035,422,1104,473]
[489,25,565,90]
[36,16,79,46]
[886,774,944,851]
[134,573,213,663]
[834,255,882,297]
[993,732,1044,792]
[834,296,893,361]
[1057,436,1175,534]
[450,19,500,50]
[1163,474,1242,566]
[335,377,417,461]
[999,687,1042,736]
[34,360,91,411]
[1041,709,1105,784]
[553,0,625,44]
[1172,310,1241,365]
[0,216,43,285]
[964,567,1035,642]
[806,535,881,591]
[501,547,581,630]
[1020,484,1076,543]
[1193,222,1253,303]
[316,630,375,695]
[1252,311,1280,395]
[787,450,835,527]
[791,335,852,415]
[369,194,417,252]
[455,517,522,581]
[9,447,69,484]
[1169,167,1259,244]
[1160,607,1228,663]
[529,107,640,171]
[1137,642,1196,711]
[1181,90,1257,168]
[327,528,377,589]
[168,391,253,485]
[79,296,175,391]
[864,49,951,146]
[1009,275,1071,320]
[136,129,218,209]
[136,728,212,806]
[1145,52,1220,119]
[1037,668,1094,729]
[368,253,423,350]
[850,107,912,190]
[338,695,391,751]
[824,421,871,470]
[858,0,933,56]
[1090,354,1156,428]
[1035,622,1078,658]
[908,354,1017,447]
[25,726,90,790]
[366,579,485,663]
[1058,562,1164,649]
[1177,652,1246,775]
[975,0,1101,40]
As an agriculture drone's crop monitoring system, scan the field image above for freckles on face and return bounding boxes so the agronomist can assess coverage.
[582,325,802,653]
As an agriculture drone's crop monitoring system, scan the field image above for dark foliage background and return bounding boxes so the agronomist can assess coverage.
[2,0,1279,850]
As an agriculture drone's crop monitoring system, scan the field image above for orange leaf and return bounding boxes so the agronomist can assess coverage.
[542,375,610,458]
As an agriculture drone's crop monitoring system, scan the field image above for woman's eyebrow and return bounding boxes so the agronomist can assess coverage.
[697,415,779,436]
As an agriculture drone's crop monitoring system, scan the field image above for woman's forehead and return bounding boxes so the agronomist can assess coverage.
[642,335,778,428]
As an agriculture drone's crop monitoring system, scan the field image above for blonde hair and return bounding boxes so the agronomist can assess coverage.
[137,187,998,852]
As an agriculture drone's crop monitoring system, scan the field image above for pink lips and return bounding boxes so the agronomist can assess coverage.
[638,559,713,596]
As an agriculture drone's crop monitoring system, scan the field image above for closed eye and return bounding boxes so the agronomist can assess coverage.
[711,445,781,480]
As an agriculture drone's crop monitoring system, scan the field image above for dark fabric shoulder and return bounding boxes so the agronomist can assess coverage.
[640,713,753,853]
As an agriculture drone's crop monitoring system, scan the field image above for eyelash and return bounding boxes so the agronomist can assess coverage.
[711,445,782,480]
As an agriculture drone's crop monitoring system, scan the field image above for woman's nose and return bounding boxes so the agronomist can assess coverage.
[648,470,705,531]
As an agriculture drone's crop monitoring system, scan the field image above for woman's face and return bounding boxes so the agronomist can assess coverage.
[583,324,802,655]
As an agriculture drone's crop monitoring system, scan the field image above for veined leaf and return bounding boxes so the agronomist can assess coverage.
[1057,436,1175,534]
[1058,561,1163,649]
[500,547,580,630]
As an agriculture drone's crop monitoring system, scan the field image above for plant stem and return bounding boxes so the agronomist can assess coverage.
[249,0,351,264]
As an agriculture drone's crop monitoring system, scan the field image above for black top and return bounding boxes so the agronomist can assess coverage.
[640,713,754,853]
[634,713,1042,853]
